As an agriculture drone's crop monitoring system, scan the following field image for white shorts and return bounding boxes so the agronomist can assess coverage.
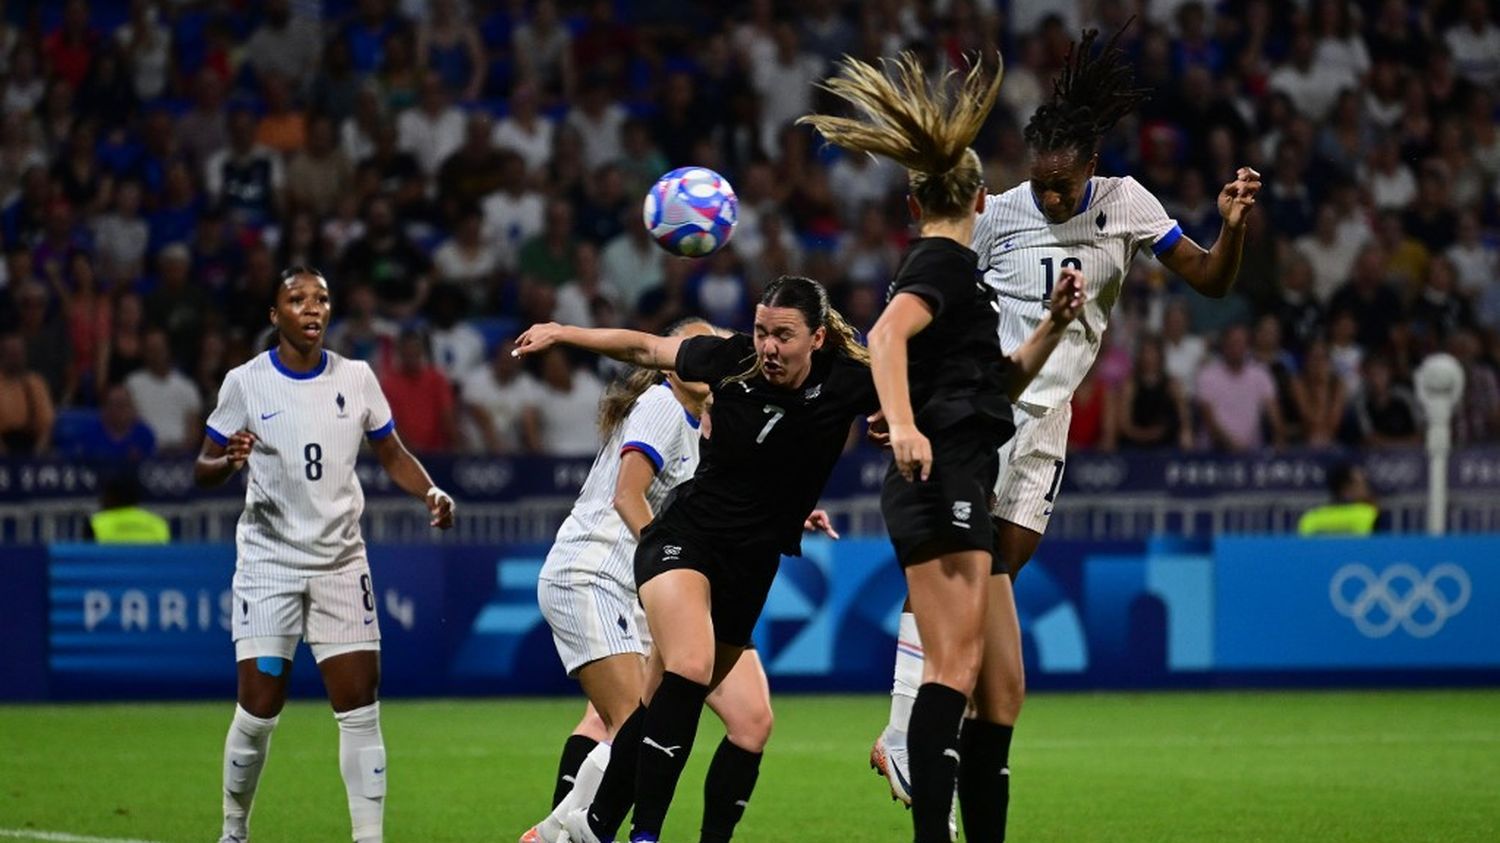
[537,575,649,676]
[230,566,381,662]
[991,401,1072,535]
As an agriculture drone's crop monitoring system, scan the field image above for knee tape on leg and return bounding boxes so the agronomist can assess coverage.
[359,746,387,799]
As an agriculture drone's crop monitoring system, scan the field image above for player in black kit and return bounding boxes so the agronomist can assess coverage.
[513,275,877,843]
[801,54,1084,842]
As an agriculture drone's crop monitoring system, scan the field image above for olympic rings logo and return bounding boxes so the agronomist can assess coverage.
[1329,563,1472,639]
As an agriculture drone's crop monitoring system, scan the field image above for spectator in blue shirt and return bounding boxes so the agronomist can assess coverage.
[72,382,155,461]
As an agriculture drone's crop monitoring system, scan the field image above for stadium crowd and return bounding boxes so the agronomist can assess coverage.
[0,0,1498,460]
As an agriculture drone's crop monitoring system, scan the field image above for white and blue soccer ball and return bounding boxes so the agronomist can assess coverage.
[642,167,738,258]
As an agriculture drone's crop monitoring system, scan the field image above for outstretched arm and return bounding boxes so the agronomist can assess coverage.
[1159,167,1261,299]
[371,430,455,528]
[513,322,686,370]
[1006,269,1086,401]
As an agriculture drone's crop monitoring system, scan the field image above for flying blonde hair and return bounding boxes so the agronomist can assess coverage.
[798,52,1002,219]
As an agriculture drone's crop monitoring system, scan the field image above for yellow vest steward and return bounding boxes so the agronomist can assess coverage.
[1296,502,1379,536]
[90,507,171,544]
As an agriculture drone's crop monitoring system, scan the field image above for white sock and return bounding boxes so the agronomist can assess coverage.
[887,612,923,750]
[540,741,611,836]
[334,702,386,843]
[222,704,279,839]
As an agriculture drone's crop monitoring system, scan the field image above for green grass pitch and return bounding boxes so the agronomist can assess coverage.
[2,690,1498,842]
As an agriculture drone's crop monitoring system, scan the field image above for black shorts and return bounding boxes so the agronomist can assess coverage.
[634,519,781,648]
[882,419,1004,571]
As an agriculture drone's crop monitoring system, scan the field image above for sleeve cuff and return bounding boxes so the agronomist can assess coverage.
[366,419,397,441]
[1151,224,1184,257]
[204,425,229,446]
[621,441,664,472]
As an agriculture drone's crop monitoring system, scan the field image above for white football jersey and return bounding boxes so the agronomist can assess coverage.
[540,383,701,589]
[206,349,395,576]
[973,176,1182,408]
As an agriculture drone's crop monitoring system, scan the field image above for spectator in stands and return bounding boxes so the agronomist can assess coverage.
[566,76,627,172]
[554,242,617,329]
[3,42,46,116]
[254,72,308,156]
[175,70,228,169]
[1408,257,1476,349]
[205,107,283,231]
[1327,310,1365,395]
[125,328,201,454]
[44,0,98,91]
[492,81,554,176]
[188,206,238,306]
[1114,335,1192,450]
[379,29,421,112]
[1449,328,1500,444]
[1296,205,1363,303]
[517,198,578,287]
[751,21,822,156]
[480,151,544,272]
[92,180,147,287]
[1446,0,1500,86]
[99,292,144,394]
[342,84,385,163]
[432,204,499,308]
[398,73,466,178]
[426,285,485,383]
[311,37,360,126]
[1447,211,1497,300]
[1330,244,1403,351]
[1268,29,1356,122]
[1196,324,1285,452]
[1291,338,1347,449]
[837,206,900,289]
[1253,314,1302,441]
[456,336,540,453]
[691,247,750,332]
[1272,254,1325,358]
[243,0,323,85]
[573,163,629,246]
[285,115,353,218]
[275,209,328,273]
[600,206,664,313]
[1354,355,1422,448]
[72,382,154,461]
[514,0,575,103]
[521,347,604,457]
[327,281,397,366]
[14,281,72,404]
[1404,162,1460,254]
[363,121,434,226]
[0,331,55,456]
[438,113,507,220]
[1374,211,1430,295]
[115,0,171,102]
[1162,299,1207,398]
[52,122,108,214]
[144,243,208,365]
[343,0,408,75]
[380,330,456,453]
[1362,136,1418,212]
[417,0,485,102]
[339,194,432,319]
[60,253,109,404]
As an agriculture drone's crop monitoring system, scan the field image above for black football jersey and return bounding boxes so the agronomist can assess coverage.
[663,333,878,554]
[887,237,1013,434]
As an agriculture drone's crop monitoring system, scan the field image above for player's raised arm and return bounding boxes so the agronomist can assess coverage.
[1006,269,1086,401]
[1159,166,1262,298]
[513,322,686,371]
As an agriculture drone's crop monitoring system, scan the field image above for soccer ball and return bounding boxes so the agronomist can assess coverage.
[642,167,738,257]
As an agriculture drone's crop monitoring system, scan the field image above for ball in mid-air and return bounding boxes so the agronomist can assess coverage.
[643,167,738,258]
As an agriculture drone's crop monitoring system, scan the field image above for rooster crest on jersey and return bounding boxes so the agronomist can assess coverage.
[643,166,738,258]
[336,392,347,417]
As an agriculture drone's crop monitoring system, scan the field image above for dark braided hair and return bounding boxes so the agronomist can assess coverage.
[1023,25,1151,163]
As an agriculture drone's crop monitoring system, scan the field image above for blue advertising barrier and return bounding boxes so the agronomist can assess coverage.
[5,536,1498,701]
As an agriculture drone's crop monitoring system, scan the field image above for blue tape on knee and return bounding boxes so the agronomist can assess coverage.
[256,656,284,677]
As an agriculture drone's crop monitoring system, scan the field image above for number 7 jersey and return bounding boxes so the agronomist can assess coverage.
[973,176,1183,409]
[205,348,397,575]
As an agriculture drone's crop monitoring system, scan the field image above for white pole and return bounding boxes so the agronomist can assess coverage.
[1414,354,1465,536]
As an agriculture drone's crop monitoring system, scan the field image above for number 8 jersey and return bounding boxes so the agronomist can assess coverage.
[206,348,397,575]
[972,176,1182,409]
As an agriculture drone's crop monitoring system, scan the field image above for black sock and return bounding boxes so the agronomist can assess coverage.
[958,718,1014,842]
[908,682,968,843]
[553,734,600,808]
[699,737,763,843]
[587,705,646,842]
[629,671,710,839]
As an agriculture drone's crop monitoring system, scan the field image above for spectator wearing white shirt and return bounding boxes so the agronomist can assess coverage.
[433,205,500,306]
[750,22,824,157]
[1362,136,1417,211]
[425,286,486,384]
[826,149,902,227]
[512,0,575,102]
[460,339,539,454]
[396,74,466,177]
[1162,299,1208,397]
[124,328,201,453]
[480,152,545,272]
[1,43,45,116]
[600,211,664,313]
[1446,0,1500,86]
[565,80,628,172]
[1296,206,1365,303]
[555,242,619,329]
[1447,211,1498,299]
[92,180,149,286]
[491,82,554,175]
[116,0,173,101]
[1311,0,1370,82]
[522,348,606,457]
[1267,30,1356,122]
[242,0,322,85]
[341,84,385,164]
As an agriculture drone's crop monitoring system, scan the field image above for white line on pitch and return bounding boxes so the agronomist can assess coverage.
[0,829,165,843]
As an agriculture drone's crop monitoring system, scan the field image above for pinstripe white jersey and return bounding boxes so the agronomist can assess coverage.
[206,348,396,575]
[539,383,701,588]
[973,176,1183,408]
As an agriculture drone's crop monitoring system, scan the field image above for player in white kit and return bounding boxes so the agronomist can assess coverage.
[524,319,825,843]
[196,267,455,843]
[869,28,1261,838]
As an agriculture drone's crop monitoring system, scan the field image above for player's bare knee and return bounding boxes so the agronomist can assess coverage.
[661,651,714,686]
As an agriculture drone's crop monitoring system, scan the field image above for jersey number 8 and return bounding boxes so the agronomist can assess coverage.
[304,443,323,481]
[1039,256,1082,304]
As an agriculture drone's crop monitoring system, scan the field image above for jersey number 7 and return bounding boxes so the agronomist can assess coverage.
[1039,256,1082,305]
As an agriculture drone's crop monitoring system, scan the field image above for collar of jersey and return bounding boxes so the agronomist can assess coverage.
[1030,180,1094,220]
[269,347,328,380]
[658,382,701,429]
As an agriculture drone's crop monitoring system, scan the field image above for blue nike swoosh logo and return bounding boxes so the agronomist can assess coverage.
[231,760,255,768]
[891,758,912,795]
[373,767,385,774]
[680,456,691,462]
[363,617,375,625]
[260,411,283,420]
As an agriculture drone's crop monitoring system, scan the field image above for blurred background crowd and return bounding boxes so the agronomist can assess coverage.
[0,0,1498,461]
